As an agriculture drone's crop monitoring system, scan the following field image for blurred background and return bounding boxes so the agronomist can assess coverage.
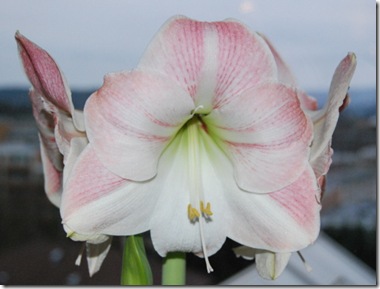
[0,0,376,285]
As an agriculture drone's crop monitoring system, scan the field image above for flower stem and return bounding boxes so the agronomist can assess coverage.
[162,252,186,285]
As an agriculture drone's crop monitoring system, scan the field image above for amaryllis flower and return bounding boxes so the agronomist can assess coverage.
[57,15,356,276]
[15,32,112,276]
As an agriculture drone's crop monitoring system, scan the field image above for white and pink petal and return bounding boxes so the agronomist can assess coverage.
[205,82,313,193]
[226,165,320,252]
[149,128,228,259]
[61,144,159,240]
[309,53,356,173]
[84,70,195,181]
[39,136,62,208]
[138,16,277,110]
[15,31,75,116]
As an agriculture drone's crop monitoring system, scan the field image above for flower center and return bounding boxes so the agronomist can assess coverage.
[185,113,214,273]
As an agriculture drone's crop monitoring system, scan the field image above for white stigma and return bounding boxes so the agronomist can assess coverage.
[190,105,204,117]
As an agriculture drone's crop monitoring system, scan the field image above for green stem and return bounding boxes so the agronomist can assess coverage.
[162,252,186,285]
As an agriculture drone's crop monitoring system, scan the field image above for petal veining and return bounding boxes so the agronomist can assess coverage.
[84,70,195,181]
[61,144,157,238]
[15,31,74,115]
[205,82,312,193]
[138,16,277,111]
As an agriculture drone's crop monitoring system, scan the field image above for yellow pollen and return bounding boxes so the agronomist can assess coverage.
[188,204,200,220]
[200,201,213,216]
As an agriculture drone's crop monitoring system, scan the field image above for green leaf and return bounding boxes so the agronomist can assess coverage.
[121,235,153,285]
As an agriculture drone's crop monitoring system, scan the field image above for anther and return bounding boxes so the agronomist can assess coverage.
[188,204,200,221]
[297,251,312,272]
[200,201,213,216]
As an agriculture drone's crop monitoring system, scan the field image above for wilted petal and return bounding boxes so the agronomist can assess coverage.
[255,251,292,280]
[54,111,87,163]
[309,53,357,175]
[233,245,256,260]
[86,237,113,277]
[15,31,74,115]
[39,136,62,207]
[84,70,194,181]
[29,89,63,170]
[138,16,277,110]
[233,246,292,279]
[205,82,312,193]
[16,32,85,135]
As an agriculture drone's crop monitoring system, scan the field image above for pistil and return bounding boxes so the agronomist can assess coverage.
[186,115,214,273]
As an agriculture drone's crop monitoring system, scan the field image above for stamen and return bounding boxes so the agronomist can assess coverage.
[199,217,214,273]
[200,201,213,216]
[186,117,214,273]
[188,204,200,220]
[297,251,312,272]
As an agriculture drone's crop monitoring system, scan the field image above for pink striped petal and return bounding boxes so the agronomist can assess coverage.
[226,166,320,252]
[15,31,73,114]
[297,90,318,111]
[61,144,159,238]
[195,136,319,253]
[84,70,194,181]
[310,53,357,176]
[62,144,128,220]
[205,82,312,193]
[138,16,277,111]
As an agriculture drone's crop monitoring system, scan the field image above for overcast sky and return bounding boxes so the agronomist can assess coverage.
[0,0,376,93]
